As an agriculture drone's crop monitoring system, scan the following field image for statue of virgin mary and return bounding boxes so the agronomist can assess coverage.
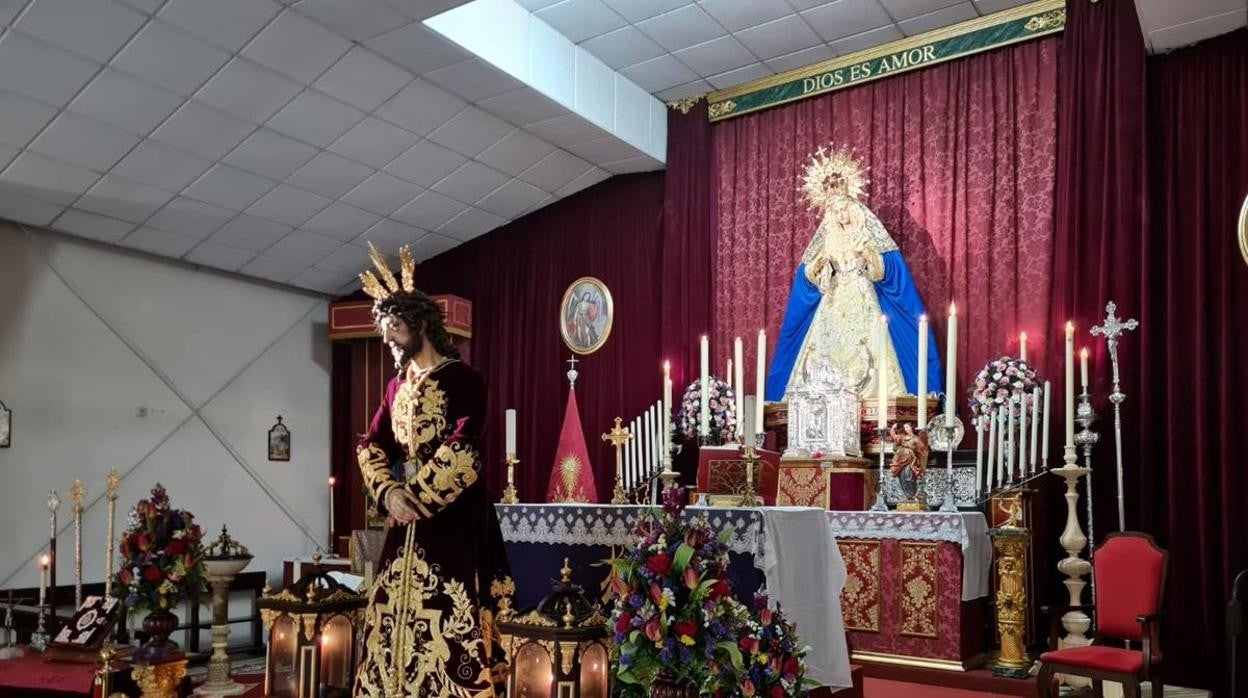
[765,146,943,403]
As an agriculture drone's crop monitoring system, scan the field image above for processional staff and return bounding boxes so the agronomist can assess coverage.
[1090,301,1138,532]
[69,479,86,608]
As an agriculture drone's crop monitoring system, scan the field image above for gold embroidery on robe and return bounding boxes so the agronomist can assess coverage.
[392,377,448,461]
[408,441,480,518]
[358,443,397,506]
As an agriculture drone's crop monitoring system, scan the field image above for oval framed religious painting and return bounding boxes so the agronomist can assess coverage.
[559,277,614,355]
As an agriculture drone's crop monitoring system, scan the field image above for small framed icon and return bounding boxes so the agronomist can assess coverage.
[268,415,290,462]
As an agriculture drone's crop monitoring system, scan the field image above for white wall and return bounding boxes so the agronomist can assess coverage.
[0,221,332,594]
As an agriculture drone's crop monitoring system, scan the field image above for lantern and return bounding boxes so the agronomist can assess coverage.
[498,558,610,698]
[257,555,365,698]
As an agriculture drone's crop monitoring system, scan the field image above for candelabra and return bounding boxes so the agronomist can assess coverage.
[499,454,520,504]
[1091,301,1137,532]
[738,443,762,507]
[603,418,633,505]
[929,413,964,512]
[1075,391,1100,604]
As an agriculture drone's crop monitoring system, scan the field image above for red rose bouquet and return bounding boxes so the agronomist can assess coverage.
[113,484,208,612]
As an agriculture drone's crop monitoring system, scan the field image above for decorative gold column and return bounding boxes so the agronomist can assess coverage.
[132,659,188,698]
[989,499,1031,679]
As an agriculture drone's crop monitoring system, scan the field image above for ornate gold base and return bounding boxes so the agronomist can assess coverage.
[132,658,188,698]
[611,483,629,505]
[499,483,519,505]
[895,499,927,512]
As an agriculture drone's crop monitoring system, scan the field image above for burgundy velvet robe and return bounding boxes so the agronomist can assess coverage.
[353,359,512,698]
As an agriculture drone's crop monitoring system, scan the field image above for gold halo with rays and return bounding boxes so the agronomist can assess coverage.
[800,144,869,212]
[358,241,417,302]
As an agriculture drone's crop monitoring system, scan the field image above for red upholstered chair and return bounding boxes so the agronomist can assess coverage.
[1037,532,1168,698]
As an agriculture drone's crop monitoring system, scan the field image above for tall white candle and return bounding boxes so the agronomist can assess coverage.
[663,384,672,459]
[987,411,998,488]
[700,336,710,437]
[625,420,634,486]
[945,304,958,424]
[755,329,766,439]
[1030,386,1041,472]
[1080,348,1089,391]
[734,337,744,439]
[917,314,928,429]
[328,476,335,548]
[644,407,654,474]
[726,359,733,394]
[1006,398,1014,482]
[39,555,48,606]
[1019,391,1028,477]
[505,408,516,455]
[1065,322,1075,450]
[997,407,1007,486]
[1042,380,1052,464]
[877,315,888,429]
[1019,331,1028,363]
[974,415,984,496]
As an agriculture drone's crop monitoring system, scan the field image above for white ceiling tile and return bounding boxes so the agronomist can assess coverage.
[223,128,318,180]
[476,129,557,176]
[208,213,293,252]
[111,138,213,191]
[1149,9,1247,52]
[242,9,351,83]
[527,18,576,105]
[971,0,1031,11]
[635,4,723,52]
[897,2,977,36]
[522,194,556,216]
[0,0,25,25]
[430,161,510,205]
[704,61,773,90]
[0,151,100,205]
[437,206,506,241]
[285,151,374,198]
[69,68,185,136]
[183,163,277,210]
[517,149,593,191]
[802,0,894,42]
[515,0,562,10]
[477,88,568,127]
[301,201,382,241]
[0,188,65,226]
[327,117,421,169]
[53,208,136,242]
[619,53,699,92]
[185,241,256,271]
[15,0,145,62]
[312,47,412,112]
[314,243,372,273]
[384,139,468,187]
[0,32,100,107]
[566,136,642,165]
[601,0,690,24]
[151,101,258,160]
[110,20,232,95]
[76,174,173,222]
[342,171,422,216]
[264,229,341,264]
[735,14,823,60]
[426,105,514,157]
[602,154,662,173]
[391,190,466,229]
[1135,0,1243,30]
[536,0,628,43]
[0,89,58,149]
[195,58,303,124]
[700,0,793,32]
[574,48,614,130]
[385,0,468,22]
[29,112,140,172]
[0,143,17,171]
[425,59,525,103]
[146,196,235,237]
[408,231,458,261]
[290,266,353,293]
[266,89,365,148]
[245,184,331,226]
[554,165,609,198]
[655,78,713,100]
[365,22,466,75]
[158,0,282,52]
[580,26,666,69]
[878,0,964,21]
[673,35,756,76]
[828,24,904,55]
[117,0,163,13]
[474,178,547,218]
[525,113,611,148]
[120,227,202,257]
[375,79,467,136]
[765,43,837,73]
[240,253,304,283]
[293,0,410,41]
[354,218,427,250]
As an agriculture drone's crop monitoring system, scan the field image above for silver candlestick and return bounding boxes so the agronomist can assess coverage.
[1075,390,1100,604]
[929,413,965,512]
[870,427,889,511]
[1091,301,1137,532]
[30,603,50,652]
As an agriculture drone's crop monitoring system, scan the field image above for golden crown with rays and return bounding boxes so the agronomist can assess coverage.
[800,144,869,212]
[358,241,417,303]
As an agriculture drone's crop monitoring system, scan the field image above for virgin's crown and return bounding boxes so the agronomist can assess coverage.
[801,145,869,211]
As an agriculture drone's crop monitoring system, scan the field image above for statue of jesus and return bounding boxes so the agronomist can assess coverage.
[766,146,943,404]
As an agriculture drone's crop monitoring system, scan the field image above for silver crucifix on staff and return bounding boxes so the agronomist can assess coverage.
[1091,300,1138,532]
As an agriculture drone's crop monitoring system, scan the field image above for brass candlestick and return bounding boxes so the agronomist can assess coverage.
[989,507,1032,679]
[603,417,634,505]
[69,479,86,608]
[105,469,119,598]
[738,443,762,507]
[499,454,520,504]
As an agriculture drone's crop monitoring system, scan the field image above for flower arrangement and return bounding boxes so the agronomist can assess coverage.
[967,355,1039,422]
[114,483,208,613]
[715,592,811,698]
[676,378,737,445]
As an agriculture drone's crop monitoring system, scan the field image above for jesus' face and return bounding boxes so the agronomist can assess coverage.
[379,314,422,370]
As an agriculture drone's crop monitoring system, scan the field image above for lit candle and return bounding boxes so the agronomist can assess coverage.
[755,329,766,440]
[700,336,709,437]
[945,303,958,424]
[1065,322,1075,451]
[1019,331,1028,363]
[917,314,928,429]
[1030,386,1040,473]
[1042,380,1052,465]
[663,383,673,459]
[986,411,997,489]
[328,477,335,551]
[877,315,888,430]
[505,409,516,456]
[974,415,984,496]
[734,337,744,439]
[1080,348,1089,391]
[39,555,48,606]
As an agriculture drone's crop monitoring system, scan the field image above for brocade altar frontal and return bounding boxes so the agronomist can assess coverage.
[495,503,853,689]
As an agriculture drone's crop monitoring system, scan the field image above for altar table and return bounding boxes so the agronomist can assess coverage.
[495,503,853,690]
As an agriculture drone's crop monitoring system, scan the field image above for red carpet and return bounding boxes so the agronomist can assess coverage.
[864,677,1017,697]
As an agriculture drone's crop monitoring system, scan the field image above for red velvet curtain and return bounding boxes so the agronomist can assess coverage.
[415,173,665,502]
[1142,29,1248,692]
[713,37,1060,413]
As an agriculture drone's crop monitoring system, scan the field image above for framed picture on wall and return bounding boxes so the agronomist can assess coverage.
[559,276,614,356]
[0,401,10,448]
[268,415,290,461]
